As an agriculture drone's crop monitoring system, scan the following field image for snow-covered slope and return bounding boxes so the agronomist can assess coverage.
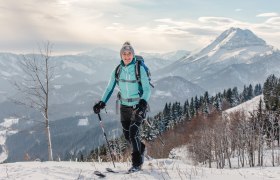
[140,50,190,61]
[178,27,274,67]
[196,27,268,62]
[0,118,19,163]
[224,95,263,116]
[1,158,280,179]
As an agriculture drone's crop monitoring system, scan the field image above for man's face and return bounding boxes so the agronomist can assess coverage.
[121,51,133,65]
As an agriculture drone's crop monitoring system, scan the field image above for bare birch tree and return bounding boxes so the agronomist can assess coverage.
[13,42,54,161]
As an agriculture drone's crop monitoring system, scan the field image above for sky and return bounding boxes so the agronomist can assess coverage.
[1,0,280,55]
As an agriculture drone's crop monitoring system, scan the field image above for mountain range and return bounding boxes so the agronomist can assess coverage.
[155,27,280,93]
[1,27,280,162]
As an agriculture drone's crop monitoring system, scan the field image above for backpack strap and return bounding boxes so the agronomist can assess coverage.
[115,62,140,84]
[115,64,121,84]
[135,55,155,88]
[135,56,142,87]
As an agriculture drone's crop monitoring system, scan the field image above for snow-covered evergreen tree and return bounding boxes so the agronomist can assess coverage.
[226,88,234,107]
[183,100,190,120]
[190,97,195,118]
[194,96,200,115]
[254,84,262,96]
[204,91,210,104]
[263,74,279,111]
[232,87,240,106]
[241,85,248,102]
[213,94,222,111]
[141,117,158,141]
[248,84,254,100]
[203,100,209,115]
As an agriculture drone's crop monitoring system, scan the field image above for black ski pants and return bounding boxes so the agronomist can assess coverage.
[120,104,145,167]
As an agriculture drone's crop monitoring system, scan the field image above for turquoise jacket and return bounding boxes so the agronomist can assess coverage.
[101,58,151,106]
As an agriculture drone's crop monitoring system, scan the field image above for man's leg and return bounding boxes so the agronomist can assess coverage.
[129,115,145,167]
[120,105,133,142]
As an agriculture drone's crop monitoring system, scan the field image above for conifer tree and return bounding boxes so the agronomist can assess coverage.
[190,97,195,117]
[248,84,254,100]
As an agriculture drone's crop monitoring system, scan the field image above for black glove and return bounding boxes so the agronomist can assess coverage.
[135,99,148,119]
[93,101,106,114]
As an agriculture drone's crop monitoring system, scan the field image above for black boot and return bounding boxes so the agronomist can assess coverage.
[128,165,142,173]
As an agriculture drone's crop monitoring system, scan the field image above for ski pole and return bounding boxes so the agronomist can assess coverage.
[144,119,165,146]
[97,113,116,168]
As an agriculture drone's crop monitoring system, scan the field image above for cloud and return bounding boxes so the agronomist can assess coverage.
[235,9,242,12]
[154,18,189,26]
[198,17,237,24]
[178,28,219,36]
[256,13,279,17]
[265,17,280,24]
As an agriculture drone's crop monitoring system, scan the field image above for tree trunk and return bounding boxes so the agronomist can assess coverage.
[45,109,53,161]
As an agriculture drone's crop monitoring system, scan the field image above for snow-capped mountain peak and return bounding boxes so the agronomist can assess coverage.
[178,27,275,66]
[155,27,280,94]
[199,27,267,56]
[217,27,266,49]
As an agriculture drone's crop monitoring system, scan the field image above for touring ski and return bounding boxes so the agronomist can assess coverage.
[94,170,106,178]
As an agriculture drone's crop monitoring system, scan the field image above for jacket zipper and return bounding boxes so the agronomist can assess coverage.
[125,67,129,99]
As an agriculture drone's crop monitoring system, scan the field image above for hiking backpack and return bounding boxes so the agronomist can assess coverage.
[115,55,154,89]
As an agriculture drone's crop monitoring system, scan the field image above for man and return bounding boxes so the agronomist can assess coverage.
[93,41,151,173]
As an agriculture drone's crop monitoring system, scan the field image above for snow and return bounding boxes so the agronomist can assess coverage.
[154,90,172,97]
[1,118,19,128]
[1,158,280,179]
[214,48,245,59]
[78,118,89,126]
[0,135,5,146]
[169,145,193,165]
[180,27,275,73]
[168,144,280,179]
[224,95,263,116]
[54,85,63,89]
[1,71,12,77]
[0,118,19,163]
[171,144,280,167]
